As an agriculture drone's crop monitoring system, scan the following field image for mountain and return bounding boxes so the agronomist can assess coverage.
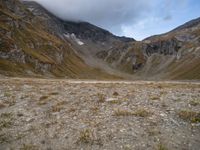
[0,0,200,80]
[0,0,120,79]
[97,18,200,80]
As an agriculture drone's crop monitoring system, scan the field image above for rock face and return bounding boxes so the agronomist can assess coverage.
[0,0,200,80]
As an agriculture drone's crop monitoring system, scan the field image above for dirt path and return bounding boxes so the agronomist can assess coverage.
[0,78,200,150]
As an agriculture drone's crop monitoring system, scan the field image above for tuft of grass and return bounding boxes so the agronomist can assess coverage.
[4,92,11,97]
[157,144,168,150]
[114,108,151,117]
[113,91,119,96]
[39,95,49,101]
[77,129,102,145]
[51,101,67,112]
[114,109,134,116]
[20,144,38,150]
[134,108,151,117]
[178,110,200,123]
[90,106,99,114]
[37,95,49,105]
[97,93,106,103]
[0,133,10,144]
[49,92,59,95]
[68,107,76,113]
[77,129,93,144]
[189,100,200,106]
[5,98,16,106]
[147,128,161,136]
[0,113,14,131]
[150,95,160,101]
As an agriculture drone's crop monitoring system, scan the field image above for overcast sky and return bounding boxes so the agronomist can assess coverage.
[30,0,200,40]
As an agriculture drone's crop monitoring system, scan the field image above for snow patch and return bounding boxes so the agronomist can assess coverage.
[64,33,84,46]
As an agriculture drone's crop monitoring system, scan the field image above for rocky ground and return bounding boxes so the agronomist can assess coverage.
[0,78,200,150]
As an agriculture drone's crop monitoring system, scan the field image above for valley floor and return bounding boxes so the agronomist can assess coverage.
[0,78,200,150]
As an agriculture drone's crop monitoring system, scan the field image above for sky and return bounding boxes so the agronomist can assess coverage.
[30,0,200,40]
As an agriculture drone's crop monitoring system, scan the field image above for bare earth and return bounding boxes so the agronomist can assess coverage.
[0,78,200,150]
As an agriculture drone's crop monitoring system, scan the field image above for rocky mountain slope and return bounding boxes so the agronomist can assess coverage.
[0,0,119,79]
[96,17,200,80]
[0,0,200,80]
[22,0,136,79]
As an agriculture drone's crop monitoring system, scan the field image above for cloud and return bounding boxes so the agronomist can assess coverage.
[25,0,198,40]
[30,0,153,34]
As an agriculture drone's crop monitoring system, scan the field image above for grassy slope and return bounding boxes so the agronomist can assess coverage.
[0,0,119,79]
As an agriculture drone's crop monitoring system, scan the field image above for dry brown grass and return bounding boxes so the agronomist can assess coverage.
[178,110,200,123]
[20,143,38,150]
[114,109,134,116]
[77,129,93,144]
[51,101,67,112]
[134,108,151,117]
[114,108,151,117]
[37,95,49,105]
[49,92,59,95]
[150,95,160,101]
[90,106,99,114]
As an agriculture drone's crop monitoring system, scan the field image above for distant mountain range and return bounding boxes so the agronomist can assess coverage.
[0,0,200,80]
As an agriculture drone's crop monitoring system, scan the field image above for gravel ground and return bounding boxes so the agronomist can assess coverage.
[0,78,200,150]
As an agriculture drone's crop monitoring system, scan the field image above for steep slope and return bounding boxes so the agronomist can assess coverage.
[22,1,136,79]
[0,0,119,79]
[97,18,200,80]
[139,17,200,80]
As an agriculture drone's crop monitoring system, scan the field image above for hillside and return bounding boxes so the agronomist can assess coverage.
[97,18,200,80]
[0,0,119,79]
